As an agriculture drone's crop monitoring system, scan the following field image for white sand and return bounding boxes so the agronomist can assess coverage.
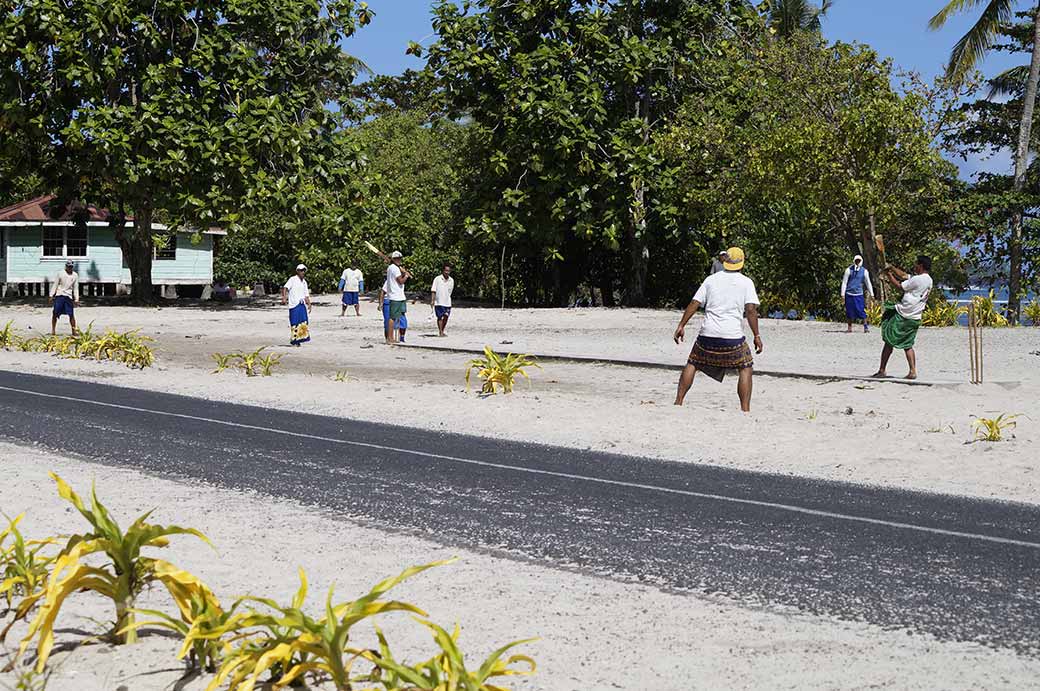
[2,444,1039,690]
[1,298,1036,503]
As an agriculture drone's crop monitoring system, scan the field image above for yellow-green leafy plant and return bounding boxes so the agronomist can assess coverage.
[0,515,58,621]
[970,290,1009,327]
[1024,298,1040,326]
[205,561,447,691]
[16,474,214,672]
[238,347,266,377]
[465,347,540,395]
[333,370,350,383]
[120,584,238,673]
[211,352,236,374]
[921,298,966,327]
[973,414,1018,442]
[366,620,536,691]
[866,302,884,326]
[257,352,283,377]
[0,320,18,349]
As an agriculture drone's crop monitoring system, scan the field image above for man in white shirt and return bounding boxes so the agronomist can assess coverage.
[672,247,763,412]
[430,263,455,337]
[873,255,933,380]
[385,251,410,344]
[840,254,875,333]
[280,264,312,346]
[339,263,362,317]
[710,250,728,275]
[50,260,80,335]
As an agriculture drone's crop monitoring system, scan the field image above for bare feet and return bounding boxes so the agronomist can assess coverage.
[870,371,891,378]
[905,372,917,380]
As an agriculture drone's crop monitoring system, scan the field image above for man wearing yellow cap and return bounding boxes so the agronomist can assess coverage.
[672,247,763,412]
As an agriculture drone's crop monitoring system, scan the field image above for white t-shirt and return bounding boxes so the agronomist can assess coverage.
[385,264,406,301]
[692,271,760,339]
[341,269,360,292]
[431,275,455,307]
[52,271,79,300]
[283,275,309,309]
[895,273,933,321]
[354,268,363,288]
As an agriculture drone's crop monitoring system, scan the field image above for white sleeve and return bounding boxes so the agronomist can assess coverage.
[863,269,874,298]
[746,281,760,306]
[283,277,293,290]
[431,277,438,292]
[692,282,707,304]
[840,268,850,296]
[341,270,348,280]
[901,276,916,292]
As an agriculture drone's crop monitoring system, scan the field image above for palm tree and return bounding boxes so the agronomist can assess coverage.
[767,0,835,38]
[931,0,1040,324]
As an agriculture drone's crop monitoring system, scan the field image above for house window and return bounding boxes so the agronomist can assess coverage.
[42,226,89,257]
[66,226,88,256]
[0,229,5,259]
[154,234,177,260]
[43,228,65,257]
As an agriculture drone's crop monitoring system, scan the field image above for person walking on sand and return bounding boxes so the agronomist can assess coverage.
[281,264,312,346]
[385,251,410,344]
[50,260,80,336]
[872,255,933,380]
[339,263,362,317]
[841,254,875,333]
[431,263,455,337]
[673,247,763,413]
[710,250,728,275]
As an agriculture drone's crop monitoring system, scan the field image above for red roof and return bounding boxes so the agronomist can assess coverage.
[0,195,129,223]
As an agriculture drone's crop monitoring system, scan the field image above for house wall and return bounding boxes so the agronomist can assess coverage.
[3,225,214,285]
[0,229,7,283]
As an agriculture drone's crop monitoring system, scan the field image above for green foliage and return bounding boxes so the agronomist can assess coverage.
[971,290,1010,327]
[0,0,374,294]
[866,302,884,327]
[0,515,57,638]
[973,413,1018,442]
[1024,298,1040,326]
[465,348,540,395]
[17,474,214,671]
[366,620,536,691]
[663,33,969,316]
[767,0,835,38]
[14,327,154,368]
[210,348,282,377]
[422,0,764,305]
[921,297,967,327]
[0,320,17,349]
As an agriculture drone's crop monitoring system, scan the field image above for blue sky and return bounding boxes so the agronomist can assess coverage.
[347,0,1027,178]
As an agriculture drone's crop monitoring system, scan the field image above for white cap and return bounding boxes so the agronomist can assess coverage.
[296,263,306,271]
[853,255,863,264]
[390,251,403,259]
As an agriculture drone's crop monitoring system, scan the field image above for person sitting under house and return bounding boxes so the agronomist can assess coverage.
[50,260,80,335]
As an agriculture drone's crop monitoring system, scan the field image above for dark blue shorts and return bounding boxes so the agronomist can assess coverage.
[342,291,359,306]
[53,295,75,318]
[435,305,452,320]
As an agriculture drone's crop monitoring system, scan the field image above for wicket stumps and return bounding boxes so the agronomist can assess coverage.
[968,302,984,385]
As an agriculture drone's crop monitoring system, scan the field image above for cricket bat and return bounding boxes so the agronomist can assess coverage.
[363,240,385,260]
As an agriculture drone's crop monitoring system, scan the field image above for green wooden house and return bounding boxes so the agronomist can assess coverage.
[0,195,224,297]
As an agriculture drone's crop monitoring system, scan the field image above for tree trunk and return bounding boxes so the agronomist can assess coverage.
[119,203,155,301]
[1008,5,1040,324]
[598,273,616,307]
[623,174,649,307]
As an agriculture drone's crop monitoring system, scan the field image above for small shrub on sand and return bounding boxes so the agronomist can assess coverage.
[15,474,214,671]
[0,515,57,633]
[921,298,966,327]
[866,302,883,327]
[210,347,283,377]
[465,347,540,395]
[973,414,1018,442]
[16,327,154,368]
[1024,299,1040,326]
[0,320,18,349]
[970,291,1009,327]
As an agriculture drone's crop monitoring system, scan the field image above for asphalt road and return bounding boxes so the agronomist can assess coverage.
[1,369,1038,655]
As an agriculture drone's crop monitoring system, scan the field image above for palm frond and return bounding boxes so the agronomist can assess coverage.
[931,0,1016,85]
[987,63,1030,98]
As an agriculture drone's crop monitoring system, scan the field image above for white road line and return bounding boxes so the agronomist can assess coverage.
[3,382,1039,551]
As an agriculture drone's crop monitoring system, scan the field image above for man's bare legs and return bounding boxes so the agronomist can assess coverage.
[904,347,917,379]
[737,367,753,412]
[51,315,77,336]
[674,364,697,405]
[676,364,754,412]
[872,343,894,377]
